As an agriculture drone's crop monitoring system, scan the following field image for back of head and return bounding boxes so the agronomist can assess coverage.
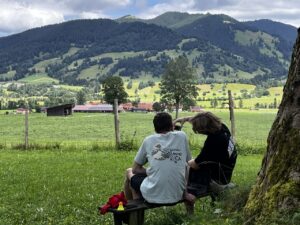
[153,112,173,133]
[190,111,222,134]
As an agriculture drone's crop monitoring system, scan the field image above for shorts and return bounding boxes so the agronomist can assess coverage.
[130,174,147,194]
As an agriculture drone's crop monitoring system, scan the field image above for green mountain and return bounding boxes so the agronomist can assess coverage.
[0,12,297,86]
[243,19,297,44]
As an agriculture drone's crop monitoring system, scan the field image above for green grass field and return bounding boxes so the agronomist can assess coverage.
[0,149,262,225]
[0,110,276,154]
[0,109,289,224]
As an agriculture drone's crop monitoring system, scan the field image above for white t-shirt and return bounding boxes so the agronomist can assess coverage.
[134,131,191,204]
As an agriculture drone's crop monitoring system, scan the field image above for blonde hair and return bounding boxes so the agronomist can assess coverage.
[190,111,222,134]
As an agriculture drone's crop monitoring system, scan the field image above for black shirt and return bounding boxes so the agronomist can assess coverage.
[191,124,237,185]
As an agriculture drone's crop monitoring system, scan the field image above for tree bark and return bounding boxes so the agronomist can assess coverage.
[175,101,179,119]
[244,29,300,224]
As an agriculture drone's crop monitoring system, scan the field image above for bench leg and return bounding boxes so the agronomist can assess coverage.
[113,213,124,225]
[128,209,145,225]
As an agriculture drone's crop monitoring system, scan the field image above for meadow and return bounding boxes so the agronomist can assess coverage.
[0,110,276,154]
[0,110,279,224]
[0,149,262,225]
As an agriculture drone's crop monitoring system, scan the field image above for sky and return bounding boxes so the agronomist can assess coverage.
[0,0,299,37]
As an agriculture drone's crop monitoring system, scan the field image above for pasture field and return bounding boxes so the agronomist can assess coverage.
[0,110,276,154]
[0,149,262,225]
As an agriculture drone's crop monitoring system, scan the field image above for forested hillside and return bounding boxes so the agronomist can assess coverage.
[0,12,297,86]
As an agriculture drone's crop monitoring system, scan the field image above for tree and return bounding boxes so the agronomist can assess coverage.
[238,98,243,109]
[126,80,133,89]
[76,90,86,105]
[102,76,128,109]
[152,102,163,112]
[182,97,196,111]
[160,55,198,118]
[244,30,300,224]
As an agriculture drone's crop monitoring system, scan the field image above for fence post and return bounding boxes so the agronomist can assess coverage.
[114,99,120,148]
[25,109,29,149]
[228,90,236,143]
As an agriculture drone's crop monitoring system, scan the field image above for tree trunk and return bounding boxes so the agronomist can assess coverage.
[244,29,300,224]
[175,101,179,119]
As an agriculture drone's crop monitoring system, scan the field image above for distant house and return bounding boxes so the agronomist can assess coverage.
[46,104,73,116]
[190,106,203,112]
[138,103,153,111]
[130,102,153,113]
[121,103,133,111]
[16,108,30,114]
[73,104,123,113]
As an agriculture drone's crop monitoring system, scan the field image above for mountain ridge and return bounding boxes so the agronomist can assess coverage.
[0,12,297,86]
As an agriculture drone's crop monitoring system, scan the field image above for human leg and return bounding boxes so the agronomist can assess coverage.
[124,168,146,200]
[124,168,134,200]
[184,191,196,215]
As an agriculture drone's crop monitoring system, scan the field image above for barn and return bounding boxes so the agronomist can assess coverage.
[46,104,74,116]
[73,104,124,113]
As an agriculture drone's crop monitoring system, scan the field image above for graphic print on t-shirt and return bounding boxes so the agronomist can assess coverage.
[152,143,182,163]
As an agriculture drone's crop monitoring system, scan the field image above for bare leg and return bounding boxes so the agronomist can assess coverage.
[184,191,196,215]
[124,168,133,200]
[124,168,141,200]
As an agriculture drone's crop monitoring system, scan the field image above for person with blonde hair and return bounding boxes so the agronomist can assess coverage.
[174,111,237,200]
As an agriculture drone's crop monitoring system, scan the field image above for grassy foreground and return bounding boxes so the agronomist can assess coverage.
[0,149,262,225]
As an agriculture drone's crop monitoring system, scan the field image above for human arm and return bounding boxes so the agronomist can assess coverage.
[173,116,194,126]
[188,159,200,170]
[132,161,147,175]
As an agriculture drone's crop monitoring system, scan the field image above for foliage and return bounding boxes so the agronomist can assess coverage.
[102,76,128,106]
[152,102,164,112]
[76,89,86,105]
[160,55,198,118]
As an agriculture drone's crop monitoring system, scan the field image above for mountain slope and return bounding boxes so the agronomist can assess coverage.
[176,14,293,77]
[0,19,182,80]
[243,19,297,44]
[0,12,296,86]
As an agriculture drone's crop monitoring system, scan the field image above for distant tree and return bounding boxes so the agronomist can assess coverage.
[138,81,145,90]
[274,98,277,108]
[210,98,218,108]
[238,99,243,109]
[126,80,133,89]
[152,102,163,112]
[102,76,128,109]
[148,80,155,87]
[131,98,140,107]
[182,97,196,111]
[160,55,198,118]
[76,90,86,105]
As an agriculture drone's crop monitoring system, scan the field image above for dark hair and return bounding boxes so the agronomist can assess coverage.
[190,111,222,134]
[153,112,173,133]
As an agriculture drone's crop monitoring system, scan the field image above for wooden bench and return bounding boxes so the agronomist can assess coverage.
[103,191,216,225]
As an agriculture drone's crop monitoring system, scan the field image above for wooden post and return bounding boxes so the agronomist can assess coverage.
[114,99,120,148]
[228,90,236,143]
[25,109,29,149]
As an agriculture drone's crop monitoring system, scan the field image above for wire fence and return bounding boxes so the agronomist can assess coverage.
[0,107,276,154]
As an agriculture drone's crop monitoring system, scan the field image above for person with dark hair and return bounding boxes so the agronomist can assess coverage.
[124,112,192,205]
[174,111,237,210]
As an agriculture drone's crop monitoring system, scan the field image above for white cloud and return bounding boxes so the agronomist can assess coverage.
[80,11,108,20]
[137,0,300,27]
[0,0,299,37]
[0,1,64,34]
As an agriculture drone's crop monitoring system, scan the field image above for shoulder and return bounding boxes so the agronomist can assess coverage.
[143,134,157,143]
[171,130,187,138]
